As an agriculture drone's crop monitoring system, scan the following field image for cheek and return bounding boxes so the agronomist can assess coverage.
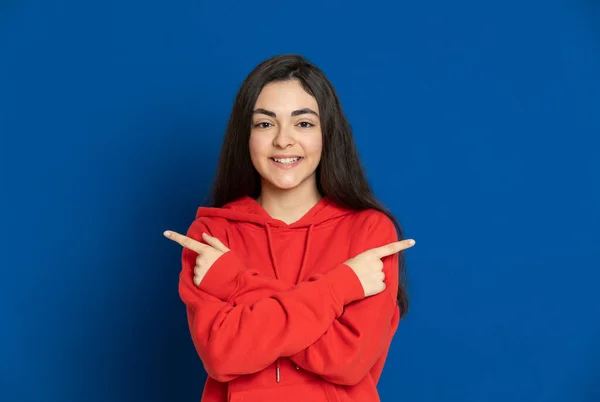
[305,135,323,160]
[248,133,266,163]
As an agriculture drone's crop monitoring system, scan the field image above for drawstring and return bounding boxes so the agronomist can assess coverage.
[296,224,314,284]
[264,222,315,383]
[265,223,282,383]
[265,223,281,280]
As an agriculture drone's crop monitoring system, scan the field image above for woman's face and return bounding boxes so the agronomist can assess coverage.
[249,80,323,193]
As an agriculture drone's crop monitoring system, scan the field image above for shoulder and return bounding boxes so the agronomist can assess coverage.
[347,208,396,233]
[186,215,230,239]
[339,208,398,250]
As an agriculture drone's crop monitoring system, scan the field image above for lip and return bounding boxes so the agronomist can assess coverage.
[270,155,303,159]
[269,156,304,170]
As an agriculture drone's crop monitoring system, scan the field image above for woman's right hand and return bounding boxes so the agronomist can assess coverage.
[344,239,416,297]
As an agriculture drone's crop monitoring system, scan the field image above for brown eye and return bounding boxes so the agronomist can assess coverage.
[254,122,272,129]
[297,122,314,128]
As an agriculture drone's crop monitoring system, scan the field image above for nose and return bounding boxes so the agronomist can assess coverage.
[272,125,295,149]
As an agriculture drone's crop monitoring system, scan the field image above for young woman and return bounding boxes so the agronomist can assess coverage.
[164,54,415,402]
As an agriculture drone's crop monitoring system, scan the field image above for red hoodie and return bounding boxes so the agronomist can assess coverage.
[178,196,401,402]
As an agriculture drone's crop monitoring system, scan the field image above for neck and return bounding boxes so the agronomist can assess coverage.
[257,182,322,225]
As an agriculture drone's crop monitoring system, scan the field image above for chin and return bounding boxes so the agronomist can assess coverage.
[269,178,304,191]
[262,171,317,192]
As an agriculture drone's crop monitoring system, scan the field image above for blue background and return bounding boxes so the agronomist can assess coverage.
[1,1,599,401]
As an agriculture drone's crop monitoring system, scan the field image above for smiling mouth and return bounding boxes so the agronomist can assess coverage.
[270,157,303,165]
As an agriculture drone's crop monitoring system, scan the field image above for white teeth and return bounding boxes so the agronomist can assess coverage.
[273,157,300,164]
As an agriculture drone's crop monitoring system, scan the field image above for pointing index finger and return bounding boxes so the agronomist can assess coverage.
[372,239,415,258]
[164,230,207,253]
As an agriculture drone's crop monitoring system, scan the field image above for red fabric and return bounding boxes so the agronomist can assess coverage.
[178,196,401,402]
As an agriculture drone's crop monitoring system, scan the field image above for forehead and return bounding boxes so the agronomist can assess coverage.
[254,80,319,112]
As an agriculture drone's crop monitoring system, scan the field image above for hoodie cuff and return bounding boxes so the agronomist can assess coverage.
[325,263,365,308]
[198,251,245,301]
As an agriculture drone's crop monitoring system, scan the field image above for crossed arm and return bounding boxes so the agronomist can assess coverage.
[173,214,402,385]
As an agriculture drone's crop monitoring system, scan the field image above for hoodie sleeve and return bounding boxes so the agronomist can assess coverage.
[222,212,401,386]
[178,221,365,383]
[286,213,401,386]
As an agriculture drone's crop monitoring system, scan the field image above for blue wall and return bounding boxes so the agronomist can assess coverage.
[1,1,599,401]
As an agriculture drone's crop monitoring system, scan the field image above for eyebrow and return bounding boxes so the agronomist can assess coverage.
[252,108,319,118]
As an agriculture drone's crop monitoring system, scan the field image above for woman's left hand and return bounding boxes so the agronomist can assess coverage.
[163,230,230,286]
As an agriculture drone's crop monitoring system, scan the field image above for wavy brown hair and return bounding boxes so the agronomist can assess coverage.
[208,54,409,317]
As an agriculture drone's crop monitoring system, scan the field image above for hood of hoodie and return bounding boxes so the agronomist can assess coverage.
[195,195,353,229]
[195,195,355,284]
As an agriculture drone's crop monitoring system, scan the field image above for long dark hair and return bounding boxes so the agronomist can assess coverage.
[208,54,409,317]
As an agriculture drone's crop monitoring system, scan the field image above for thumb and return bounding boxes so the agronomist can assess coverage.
[371,239,415,258]
[201,233,230,252]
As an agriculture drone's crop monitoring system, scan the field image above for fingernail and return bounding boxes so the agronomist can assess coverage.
[164,231,171,237]
[408,239,415,246]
